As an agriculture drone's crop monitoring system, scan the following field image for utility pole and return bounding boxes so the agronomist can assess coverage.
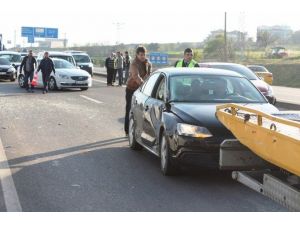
[224,12,228,62]
[113,22,124,45]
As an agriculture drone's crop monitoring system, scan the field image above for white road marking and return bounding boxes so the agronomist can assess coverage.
[93,79,106,84]
[0,138,22,212]
[80,95,103,104]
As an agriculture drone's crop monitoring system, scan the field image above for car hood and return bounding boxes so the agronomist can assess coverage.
[171,103,279,136]
[0,65,12,70]
[57,68,90,77]
[251,79,269,93]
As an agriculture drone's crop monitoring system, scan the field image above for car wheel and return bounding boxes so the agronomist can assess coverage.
[18,75,25,88]
[160,133,180,176]
[128,116,143,151]
[80,87,88,91]
[48,77,57,91]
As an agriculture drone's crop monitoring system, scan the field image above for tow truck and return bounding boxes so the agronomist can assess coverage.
[216,103,300,211]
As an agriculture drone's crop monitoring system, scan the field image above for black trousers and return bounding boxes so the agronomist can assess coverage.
[42,73,50,91]
[124,88,135,134]
[24,71,34,90]
[107,68,114,85]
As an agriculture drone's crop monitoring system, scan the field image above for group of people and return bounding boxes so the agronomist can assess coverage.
[105,51,131,86]
[20,51,55,94]
[123,47,199,136]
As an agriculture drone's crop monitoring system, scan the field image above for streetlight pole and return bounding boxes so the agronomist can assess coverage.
[224,12,228,62]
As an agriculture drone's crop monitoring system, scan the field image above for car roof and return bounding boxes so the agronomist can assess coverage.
[247,65,266,68]
[199,62,249,67]
[156,68,243,78]
[0,51,21,55]
[38,51,73,56]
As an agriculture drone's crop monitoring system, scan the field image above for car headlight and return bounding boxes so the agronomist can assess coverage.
[88,63,93,68]
[7,68,15,73]
[59,74,70,79]
[177,123,213,138]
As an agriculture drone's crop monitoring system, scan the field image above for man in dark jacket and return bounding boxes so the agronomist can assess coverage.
[20,50,37,92]
[123,51,131,84]
[105,53,116,86]
[37,52,55,94]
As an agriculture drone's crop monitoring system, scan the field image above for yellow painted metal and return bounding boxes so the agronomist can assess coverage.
[255,72,273,85]
[216,103,300,176]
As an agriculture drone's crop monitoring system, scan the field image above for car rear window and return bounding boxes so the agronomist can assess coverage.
[209,64,258,80]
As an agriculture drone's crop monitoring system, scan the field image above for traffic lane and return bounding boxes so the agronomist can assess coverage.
[0,81,285,211]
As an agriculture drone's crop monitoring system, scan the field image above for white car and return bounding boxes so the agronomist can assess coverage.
[18,58,92,91]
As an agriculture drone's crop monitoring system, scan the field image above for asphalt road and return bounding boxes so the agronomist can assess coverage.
[0,77,286,212]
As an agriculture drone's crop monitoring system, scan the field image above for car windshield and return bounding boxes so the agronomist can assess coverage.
[0,58,11,65]
[0,54,22,63]
[50,55,75,65]
[248,66,268,72]
[169,75,266,103]
[210,64,258,80]
[73,55,91,63]
[53,59,75,69]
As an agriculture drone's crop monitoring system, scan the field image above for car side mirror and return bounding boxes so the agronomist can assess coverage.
[164,97,172,112]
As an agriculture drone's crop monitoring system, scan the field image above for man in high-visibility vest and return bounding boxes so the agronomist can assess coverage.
[175,48,199,68]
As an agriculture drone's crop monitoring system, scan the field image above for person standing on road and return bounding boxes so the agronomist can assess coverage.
[20,50,37,93]
[116,51,124,86]
[37,52,55,94]
[105,53,116,86]
[174,48,199,68]
[123,51,131,84]
[112,53,118,84]
[124,46,152,136]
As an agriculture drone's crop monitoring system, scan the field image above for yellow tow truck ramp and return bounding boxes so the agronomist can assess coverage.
[216,103,300,211]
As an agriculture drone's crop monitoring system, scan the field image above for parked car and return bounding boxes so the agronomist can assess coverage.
[37,51,76,66]
[18,58,92,91]
[0,51,22,71]
[247,65,273,85]
[68,51,93,76]
[0,58,17,81]
[128,68,279,175]
[198,63,276,105]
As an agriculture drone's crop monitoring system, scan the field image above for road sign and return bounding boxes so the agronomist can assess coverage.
[28,35,35,44]
[149,52,169,65]
[21,26,58,39]
[21,27,34,37]
[46,28,58,38]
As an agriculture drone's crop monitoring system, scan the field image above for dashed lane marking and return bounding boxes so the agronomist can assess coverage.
[80,95,103,104]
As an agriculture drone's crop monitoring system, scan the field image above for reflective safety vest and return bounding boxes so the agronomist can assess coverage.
[176,59,198,68]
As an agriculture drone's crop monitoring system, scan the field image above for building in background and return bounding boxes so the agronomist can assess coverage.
[36,38,68,48]
[257,25,293,44]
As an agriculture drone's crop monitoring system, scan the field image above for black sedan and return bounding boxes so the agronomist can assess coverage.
[128,68,279,175]
[0,58,17,81]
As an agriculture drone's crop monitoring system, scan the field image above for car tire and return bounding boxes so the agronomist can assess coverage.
[80,87,88,91]
[18,75,25,88]
[160,133,180,176]
[128,116,143,151]
[48,77,57,91]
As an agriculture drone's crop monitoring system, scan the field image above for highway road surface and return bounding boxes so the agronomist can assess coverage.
[0,78,286,212]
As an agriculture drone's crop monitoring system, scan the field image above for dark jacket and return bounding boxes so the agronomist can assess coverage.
[20,56,37,73]
[37,58,55,75]
[126,58,152,91]
[105,57,116,70]
[124,55,131,68]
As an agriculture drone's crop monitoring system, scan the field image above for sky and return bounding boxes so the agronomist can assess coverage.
[0,0,300,47]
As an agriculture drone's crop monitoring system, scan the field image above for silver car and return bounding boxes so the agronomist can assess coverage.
[18,58,92,91]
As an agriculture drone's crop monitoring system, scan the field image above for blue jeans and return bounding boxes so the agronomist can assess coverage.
[117,68,123,86]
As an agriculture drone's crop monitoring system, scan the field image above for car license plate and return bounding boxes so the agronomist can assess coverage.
[0,72,6,75]
[75,81,86,84]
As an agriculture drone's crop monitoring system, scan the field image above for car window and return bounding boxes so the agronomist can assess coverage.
[0,58,10,65]
[73,55,91,63]
[0,54,21,63]
[155,77,166,101]
[53,60,75,69]
[169,74,266,103]
[249,66,268,72]
[142,73,160,96]
[50,55,75,65]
